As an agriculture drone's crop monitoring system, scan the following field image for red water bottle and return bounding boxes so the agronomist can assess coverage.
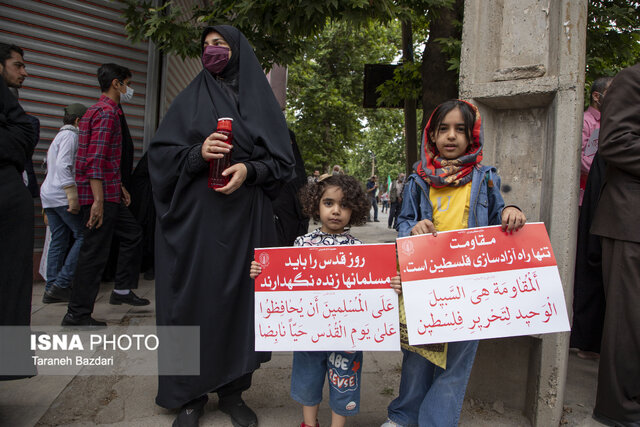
[208,117,233,189]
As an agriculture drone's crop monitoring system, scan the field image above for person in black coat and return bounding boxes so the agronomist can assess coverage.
[149,25,294,427]
[0,76,36,380]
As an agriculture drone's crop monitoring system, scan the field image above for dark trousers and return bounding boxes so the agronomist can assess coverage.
[0,166,36,380]
[68,201,142,318]
[595,237,640,423]
[388,201,401,228]
[0,166,33,327]
[370,197,378,220]
[214,372,253,400]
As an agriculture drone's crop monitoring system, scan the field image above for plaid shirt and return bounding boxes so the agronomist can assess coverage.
[75,95,122,205]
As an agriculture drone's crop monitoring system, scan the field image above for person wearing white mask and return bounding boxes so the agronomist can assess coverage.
[61,63,147,328]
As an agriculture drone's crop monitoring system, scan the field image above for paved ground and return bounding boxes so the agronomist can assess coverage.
[0,209,605,426]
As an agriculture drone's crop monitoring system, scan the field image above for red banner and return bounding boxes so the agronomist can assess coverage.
[397,223,556,281]
[254,244,397,292]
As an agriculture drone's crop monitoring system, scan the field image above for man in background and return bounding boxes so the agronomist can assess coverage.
[388,172,405,229]
[62,63,147,327]
[367,175,379,222]
[590,63,640,427]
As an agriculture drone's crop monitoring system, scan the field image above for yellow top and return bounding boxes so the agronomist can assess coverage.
[429,182,472,232]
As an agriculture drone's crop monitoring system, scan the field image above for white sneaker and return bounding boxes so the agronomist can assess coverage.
[380,419,404,427]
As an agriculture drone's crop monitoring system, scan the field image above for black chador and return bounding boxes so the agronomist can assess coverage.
[149,25,294,409]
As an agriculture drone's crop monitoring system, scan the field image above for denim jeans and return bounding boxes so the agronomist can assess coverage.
[387,340,479,427]
[44,206,85,292]
[370,197,378,220]
[291,351,363,416]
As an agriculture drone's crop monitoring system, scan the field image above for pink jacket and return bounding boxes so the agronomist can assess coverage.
[580,106,600,205]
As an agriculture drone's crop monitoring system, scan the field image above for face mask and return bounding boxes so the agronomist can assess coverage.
[120,83,134,103]
[202,45,230,75]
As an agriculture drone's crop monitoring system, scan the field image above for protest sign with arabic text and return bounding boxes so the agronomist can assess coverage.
[254,244,400,351]
[397,223,570,345]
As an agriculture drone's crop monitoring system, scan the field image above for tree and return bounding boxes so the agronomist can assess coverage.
[585,0,640,99]
[121,0,398,68]
[285,20,405,182]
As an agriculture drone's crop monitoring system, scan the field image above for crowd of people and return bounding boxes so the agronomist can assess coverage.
[1,25,638,427]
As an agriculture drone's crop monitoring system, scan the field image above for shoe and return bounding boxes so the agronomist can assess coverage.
[109,290,150,306]
[61,313,107,328]
[218,397,257,427]
[173,395,207,427]
[381,419,405,427]
[374,219,380,222]
[300,422,320,427]
[42,285,71,303]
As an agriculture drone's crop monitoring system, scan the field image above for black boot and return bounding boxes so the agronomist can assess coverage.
[173,395,207,427]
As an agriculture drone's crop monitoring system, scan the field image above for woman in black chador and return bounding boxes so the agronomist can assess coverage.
[149,25,294,427]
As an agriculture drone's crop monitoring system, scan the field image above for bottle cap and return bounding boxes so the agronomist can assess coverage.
[217,117,233,132]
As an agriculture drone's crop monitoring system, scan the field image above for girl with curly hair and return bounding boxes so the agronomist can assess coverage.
[251,173,400,427]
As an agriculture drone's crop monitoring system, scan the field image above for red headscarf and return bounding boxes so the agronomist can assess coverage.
[415,99,483,188]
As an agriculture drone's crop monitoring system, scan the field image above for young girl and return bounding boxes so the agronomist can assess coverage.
[251,174,400,427]
[381,99,526,427]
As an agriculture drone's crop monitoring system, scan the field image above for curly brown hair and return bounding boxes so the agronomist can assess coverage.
[299,174,370,227]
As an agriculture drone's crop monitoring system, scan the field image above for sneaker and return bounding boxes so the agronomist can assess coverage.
[61,313,107,328]
[300,422,320,427]
[381,419,405,427]
[109,290,150,306]
[173,395,207,427]
[42,285,71,303]
[218,397,257,427]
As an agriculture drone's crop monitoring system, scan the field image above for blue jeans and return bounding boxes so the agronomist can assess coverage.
[44,206,85,291]
[370,197,378,220]
[387,340,479,427]
[291,351,363,416]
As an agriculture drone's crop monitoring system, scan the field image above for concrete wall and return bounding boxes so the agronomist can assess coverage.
[459,0,587,425]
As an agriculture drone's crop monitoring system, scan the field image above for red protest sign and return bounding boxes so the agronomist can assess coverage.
[253,244,400,351]
[397,223,570,345]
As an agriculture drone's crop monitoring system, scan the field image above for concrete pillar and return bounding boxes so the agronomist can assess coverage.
[458,1,587,425]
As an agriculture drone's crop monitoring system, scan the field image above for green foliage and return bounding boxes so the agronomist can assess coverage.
[285,20,406,182]
[344,109,406,186]
[120,0,398,67]
[585,0,640,104]
[375,62,423,107]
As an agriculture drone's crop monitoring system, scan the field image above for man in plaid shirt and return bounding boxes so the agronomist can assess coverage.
[62,63,148,327]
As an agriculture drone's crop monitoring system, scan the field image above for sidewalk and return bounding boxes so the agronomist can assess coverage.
[0,208,603,426]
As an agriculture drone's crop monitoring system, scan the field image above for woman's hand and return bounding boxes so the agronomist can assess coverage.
[390,274,402,295]
[249,260,262,279]
[501,206,526,233]
[215,163,247,195]
[410,219,437,237]
[201,132,231,161]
